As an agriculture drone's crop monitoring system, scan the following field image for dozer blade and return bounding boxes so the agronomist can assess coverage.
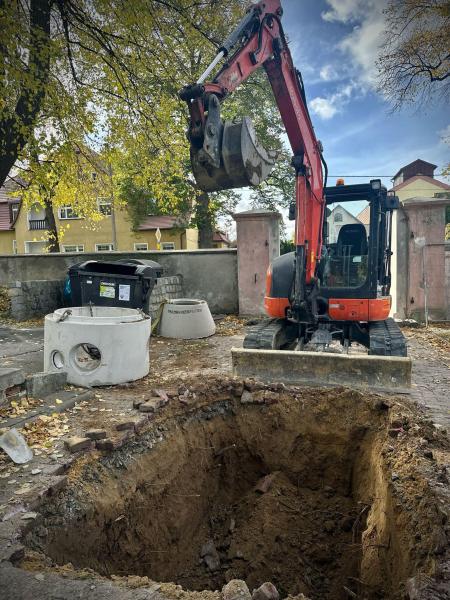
[192,117,276,192]
[231,348,412,392]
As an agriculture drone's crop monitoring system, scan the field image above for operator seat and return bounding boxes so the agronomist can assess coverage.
[337,224,368,256]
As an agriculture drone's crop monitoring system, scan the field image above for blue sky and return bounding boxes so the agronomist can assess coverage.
[229,0,448,230]
[281,0,449,188]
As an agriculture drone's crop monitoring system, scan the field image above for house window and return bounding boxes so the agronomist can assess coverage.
[334,212,343,222]
[134,243,148,251]
[24,240,48,254]
[97,197,112,215]
[95,243,114,252]
[161,242,175,250]
[12,240,17,254]
[62,244,84,253]
[58,205,80,219]
[11,204,19,222]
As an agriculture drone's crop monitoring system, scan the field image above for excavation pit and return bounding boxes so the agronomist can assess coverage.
[23,383,449,600]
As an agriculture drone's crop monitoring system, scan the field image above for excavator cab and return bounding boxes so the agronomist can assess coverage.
[187,93,276,192]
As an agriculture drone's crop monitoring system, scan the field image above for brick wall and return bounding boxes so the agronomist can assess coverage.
[147,275,183,317]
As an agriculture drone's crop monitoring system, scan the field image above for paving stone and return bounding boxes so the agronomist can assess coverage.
[26,371,67,398]
[252,583,279,600]
[64,436,93,453]
[85,429,107,440]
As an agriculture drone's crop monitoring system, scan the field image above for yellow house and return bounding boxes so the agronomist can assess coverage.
[0,179,20,254]
[7,199,200,254]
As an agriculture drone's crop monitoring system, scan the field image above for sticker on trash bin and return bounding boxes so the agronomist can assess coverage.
[99,282,115,298]
[118,284,130,301]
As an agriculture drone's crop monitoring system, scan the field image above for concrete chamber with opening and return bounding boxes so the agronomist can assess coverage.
[44,306,151,386]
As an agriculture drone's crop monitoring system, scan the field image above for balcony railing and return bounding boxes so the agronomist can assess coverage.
[28,218,49,230]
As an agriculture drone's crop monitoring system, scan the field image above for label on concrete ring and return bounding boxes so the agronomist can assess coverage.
[99,282,116,298]
[167,308,203,314]
[119,284,131,301]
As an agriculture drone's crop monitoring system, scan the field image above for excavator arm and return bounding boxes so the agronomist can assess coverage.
[180,0,325,313]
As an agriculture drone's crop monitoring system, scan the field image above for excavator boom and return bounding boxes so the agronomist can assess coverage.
[179,0,411,391]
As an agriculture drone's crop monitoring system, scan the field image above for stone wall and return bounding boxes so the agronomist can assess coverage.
[0,250,238,319]
[2,280,64,321]
[395,198,450,322]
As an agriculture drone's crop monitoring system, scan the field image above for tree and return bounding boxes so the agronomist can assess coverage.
[0,0,239,188]
[377,0,450,110]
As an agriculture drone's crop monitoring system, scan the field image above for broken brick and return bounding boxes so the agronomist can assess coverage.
[139,398,165,413]
[255,474,274,494]
[64,437,93,453]
[115,421,136,432]
[264,391,279,405]
[223,580,252,600]
[96,438,121,451]
[152,389,169,403]
[252,583,280,600]
[241,390,265,404]
[85,429,107,440]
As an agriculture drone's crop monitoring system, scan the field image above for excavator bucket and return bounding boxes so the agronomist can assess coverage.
[191,117,276,192]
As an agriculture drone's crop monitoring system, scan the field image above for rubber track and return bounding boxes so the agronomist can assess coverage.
[243,318,290,350]
[369,317,407,357]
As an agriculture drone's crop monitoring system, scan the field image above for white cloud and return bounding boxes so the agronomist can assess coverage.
[438,124,450,143]
[319,65,334,81]
[321,0,376,23]
[321,1,388,88]
[310,83,357,120]
[310,97,338,120]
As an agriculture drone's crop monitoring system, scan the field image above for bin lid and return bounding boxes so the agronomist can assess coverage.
[68,260,162,278]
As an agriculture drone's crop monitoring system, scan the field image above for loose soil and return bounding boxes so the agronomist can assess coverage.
[22,380,450,600]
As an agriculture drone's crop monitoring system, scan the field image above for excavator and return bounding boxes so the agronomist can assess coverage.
[179,0,407,375]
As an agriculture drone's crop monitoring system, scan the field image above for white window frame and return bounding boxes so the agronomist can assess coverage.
[134,243,148,251]
[12,239,17,254]
[58,205,80,220]
[95,243,114,252]
[97,197,112,216]
[24,240,48,254]
[62,244,85,253]
[161,242,175,250]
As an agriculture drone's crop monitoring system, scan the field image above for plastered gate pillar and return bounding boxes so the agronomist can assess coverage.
[233,209,281,315]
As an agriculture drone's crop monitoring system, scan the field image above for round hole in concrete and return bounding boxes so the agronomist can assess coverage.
[71,343,101,371]
[51,350,65,369]
[24,384,447,600]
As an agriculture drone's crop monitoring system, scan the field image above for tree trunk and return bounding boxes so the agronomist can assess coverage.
[196,192,214,248]
[0,0,52,186]
[44,199,59,253]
